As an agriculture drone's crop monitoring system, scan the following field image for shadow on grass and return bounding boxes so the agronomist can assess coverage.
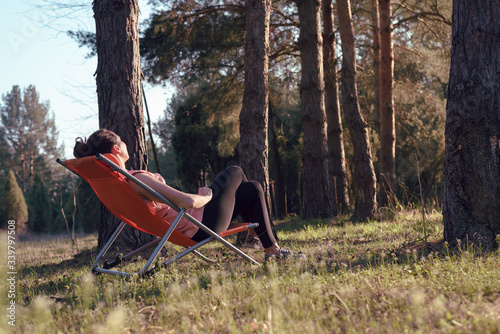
[271,216,452,275]
[20,247,98,277]
[273,215,347,234]
[21,216,468,303]
[19,216,353,277]
[21,220,445,280]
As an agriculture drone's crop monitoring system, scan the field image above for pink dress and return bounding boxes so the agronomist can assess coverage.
[129,170,202,238]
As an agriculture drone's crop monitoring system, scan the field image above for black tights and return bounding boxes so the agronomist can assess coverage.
[191,166,276,248]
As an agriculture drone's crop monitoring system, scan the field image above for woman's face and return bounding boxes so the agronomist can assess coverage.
[115,136,129,163]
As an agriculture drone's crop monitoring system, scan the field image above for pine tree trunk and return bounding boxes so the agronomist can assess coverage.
[239,0,271,205]
[297,0,332,218]
[269,105,287,218]
[371,0,381,135]
[322,0,350,214]
[443,0,500,249]
[93,0,151,250]
[239,0,278,241]
[336,0,377,221]
[378,0,396,206]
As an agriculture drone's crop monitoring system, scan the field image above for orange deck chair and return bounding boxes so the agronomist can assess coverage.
[57,153,260,278]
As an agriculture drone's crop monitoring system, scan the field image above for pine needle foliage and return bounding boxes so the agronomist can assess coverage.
[0,170,28,230]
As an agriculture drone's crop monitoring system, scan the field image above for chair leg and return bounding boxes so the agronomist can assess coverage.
[92,217,260,278]
[92,221,126,273]
[161,237,214,267]
[122,238,162,261]
[192,249,217,264]
[102,238,162,270]
[93,211,187,278]
[192,222,261,265]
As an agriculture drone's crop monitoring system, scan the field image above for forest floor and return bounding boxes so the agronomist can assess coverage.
[2,210,499,333]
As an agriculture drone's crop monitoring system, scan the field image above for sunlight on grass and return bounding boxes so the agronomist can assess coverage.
[4,211,500,333]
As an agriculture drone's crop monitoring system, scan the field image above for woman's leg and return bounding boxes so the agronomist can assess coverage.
[233,181,277,248]
[191,166,277,249]
[191,166,246,241]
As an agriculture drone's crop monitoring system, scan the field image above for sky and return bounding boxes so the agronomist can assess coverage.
[0,0,172,158]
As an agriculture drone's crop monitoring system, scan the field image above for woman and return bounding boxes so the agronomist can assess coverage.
[74,129,301,260]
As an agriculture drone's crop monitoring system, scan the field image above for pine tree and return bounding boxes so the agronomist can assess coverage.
[169,83,241,191]
[93,0,151,249]
[0,130,11,174]
[337,0,378,221]
[0,85,60,192]
[28,174,52,233]
[0,170,28,232]
[297,0,332,218]
[239,0,272,212]
[443,0,500,249]
[322,0,349,214]
[378,0,396,206]
[75,180,101,233]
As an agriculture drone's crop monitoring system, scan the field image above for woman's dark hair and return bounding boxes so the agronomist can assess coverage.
[73,129,119,158]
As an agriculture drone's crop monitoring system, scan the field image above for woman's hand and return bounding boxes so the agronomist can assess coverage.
[198,187,212,197]
[194,187,213,209]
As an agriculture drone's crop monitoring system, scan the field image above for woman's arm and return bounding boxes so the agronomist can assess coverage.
[127,173,212,209]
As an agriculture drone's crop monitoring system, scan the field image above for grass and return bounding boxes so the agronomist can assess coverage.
[1,210,499,333]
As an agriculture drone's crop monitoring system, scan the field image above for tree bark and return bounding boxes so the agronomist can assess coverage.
[378,0,396,206]
[336,0,377,221]
[443,0,500,249]
[297,0,332,218]
[269,104,287,218]
[239,0,271,205]
[322,0,350,214]
[371,0,381,136]
[93,0,150,250]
